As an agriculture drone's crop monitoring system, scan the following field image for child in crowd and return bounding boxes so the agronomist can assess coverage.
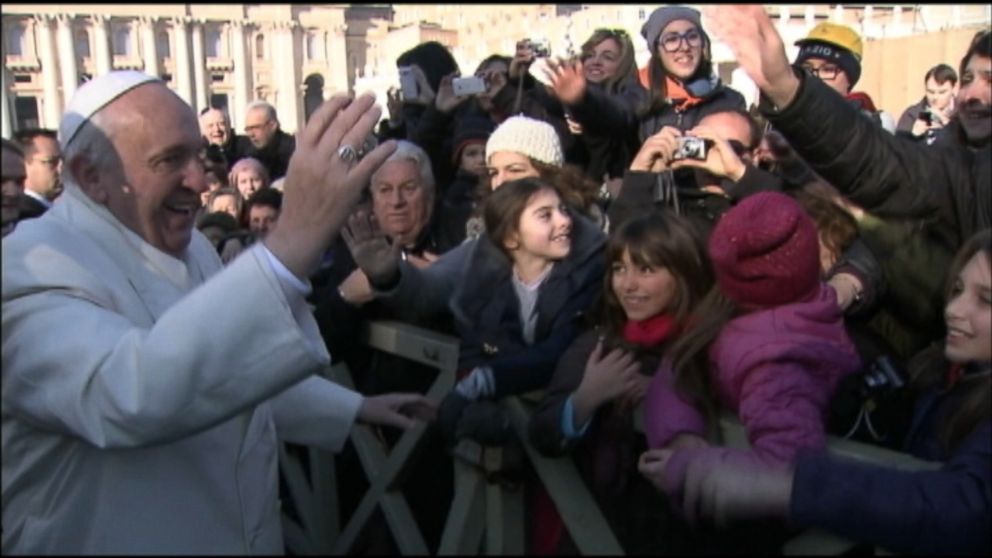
[480,115,604,231]
[638,228,991,555]
[433,116,493,251]
[344,176,605,443]
[641,191,861,472]
[228,157,270,201]
[528,211,712,553]
[204,187,243,223]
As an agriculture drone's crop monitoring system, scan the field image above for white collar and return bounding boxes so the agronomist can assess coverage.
[62,185,197,291]
[24,189,54,208]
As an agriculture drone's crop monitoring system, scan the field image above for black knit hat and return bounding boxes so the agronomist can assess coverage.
[452,116,494,164]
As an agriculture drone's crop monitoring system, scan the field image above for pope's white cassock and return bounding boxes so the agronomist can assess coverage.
[2,75,365,554]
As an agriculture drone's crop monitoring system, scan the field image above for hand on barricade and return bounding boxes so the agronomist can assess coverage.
[264,93,396,280]
[358,392,437,430]
[342,207,403,289]
[437,390,473,447]
[639,446,793,527]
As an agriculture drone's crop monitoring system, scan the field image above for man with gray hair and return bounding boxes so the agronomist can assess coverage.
[1,71,434,554]
[199,106,251,171]
[243,99,296,180]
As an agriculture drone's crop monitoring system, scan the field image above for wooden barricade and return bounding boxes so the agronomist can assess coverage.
[279,320,942,556]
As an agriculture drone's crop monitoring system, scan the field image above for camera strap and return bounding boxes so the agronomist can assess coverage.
[652,171,681,216]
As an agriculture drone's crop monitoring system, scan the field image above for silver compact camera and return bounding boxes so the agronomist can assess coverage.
[526,38,551,58]
[671,136,712,161]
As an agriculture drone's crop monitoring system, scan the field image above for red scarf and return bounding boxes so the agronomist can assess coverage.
[622,313,680,347]
[947,363,964,388]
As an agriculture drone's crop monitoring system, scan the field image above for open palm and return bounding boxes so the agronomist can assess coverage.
[342,209,402,286]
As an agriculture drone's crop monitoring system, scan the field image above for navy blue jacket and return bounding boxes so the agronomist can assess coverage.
[452,213,605,399]
[791,371,992,555]
[375,212,605,399]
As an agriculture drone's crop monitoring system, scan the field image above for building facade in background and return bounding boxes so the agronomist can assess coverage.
[2,4,990,139]
[2,3,352,137]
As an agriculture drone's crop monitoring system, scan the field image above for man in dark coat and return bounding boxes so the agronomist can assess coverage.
[242,100,296,180]
[710,10,989,253]
[13,128,62,220]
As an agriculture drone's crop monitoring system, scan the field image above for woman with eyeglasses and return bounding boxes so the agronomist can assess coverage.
[546,6,744,164]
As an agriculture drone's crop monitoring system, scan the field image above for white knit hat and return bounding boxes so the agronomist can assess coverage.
[60,70,161,150]
[485,115,563,167]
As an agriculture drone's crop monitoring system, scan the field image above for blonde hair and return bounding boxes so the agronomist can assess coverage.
[228,157,270,191]
[580,28,638,94]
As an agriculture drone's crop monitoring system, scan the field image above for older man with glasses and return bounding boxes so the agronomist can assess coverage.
[242,100,297,181]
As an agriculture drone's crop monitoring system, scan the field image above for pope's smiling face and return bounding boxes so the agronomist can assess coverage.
[90,84,208,257]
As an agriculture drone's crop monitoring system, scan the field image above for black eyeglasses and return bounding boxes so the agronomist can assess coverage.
[801,63,841,81]
[727,139,752,158]
[657,29,703,53]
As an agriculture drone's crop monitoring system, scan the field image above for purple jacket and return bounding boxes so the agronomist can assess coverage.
[645,282,861,464]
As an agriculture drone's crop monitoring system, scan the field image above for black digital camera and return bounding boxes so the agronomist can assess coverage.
[671,136,712,161]
[918,108,935,126]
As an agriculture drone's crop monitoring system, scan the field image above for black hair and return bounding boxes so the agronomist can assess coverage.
[245,187,282,211]
[396,41,460,93]
[925,63,958,86]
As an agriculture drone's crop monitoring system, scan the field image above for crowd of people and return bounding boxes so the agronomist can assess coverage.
[1,4,989,555]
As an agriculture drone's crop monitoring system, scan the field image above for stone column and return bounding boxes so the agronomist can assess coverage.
[832,5,845,25]
[230,20,250,132]
[91,14,112,76]
[276,21,301,134]
[172,17,193,106]
[55,14,79,105]
[140,16,159,78]
[191,19,207,113]
[328,24,349,94]
[1,45,14,139]
[36,15,62,127]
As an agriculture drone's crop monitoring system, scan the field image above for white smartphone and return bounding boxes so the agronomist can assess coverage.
[398,66,418,100]
[452,76,487,97]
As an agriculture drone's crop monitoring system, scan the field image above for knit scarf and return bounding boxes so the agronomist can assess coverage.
[622,312,680,347]
[637,67,707,112]
[664,76,707,112]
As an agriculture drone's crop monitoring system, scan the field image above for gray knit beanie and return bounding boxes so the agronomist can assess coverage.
[641,6,704,49]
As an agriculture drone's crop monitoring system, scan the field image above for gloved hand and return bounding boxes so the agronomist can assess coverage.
[456,400,512,446]
[437,390,473,448]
